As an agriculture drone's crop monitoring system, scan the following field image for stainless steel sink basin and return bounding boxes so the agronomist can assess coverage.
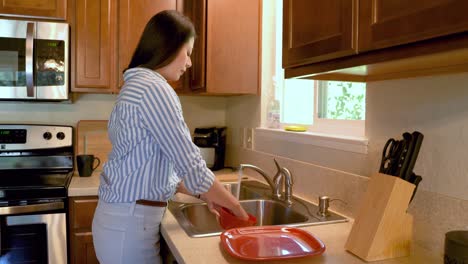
[172,199,308,237]
[168,180,348,237]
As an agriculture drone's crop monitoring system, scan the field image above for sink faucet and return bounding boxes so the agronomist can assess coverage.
[239,159,294,205]
[274,163,294,205]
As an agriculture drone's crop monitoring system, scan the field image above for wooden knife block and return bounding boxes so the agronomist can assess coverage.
[345,173,415,261]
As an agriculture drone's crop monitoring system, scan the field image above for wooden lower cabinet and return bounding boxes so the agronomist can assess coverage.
[72,232,99,264]
[68,196,177,263]
[69,196,99,264]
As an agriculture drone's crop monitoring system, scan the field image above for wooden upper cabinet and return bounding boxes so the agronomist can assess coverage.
[358,0,468,52]
[118,0,205,94]
[283,0,357,68]
[118,0,176,88]
[70,0,256,95]
[72,0,180,93]
[284,0,468,81]
[72,0,117,93]
[0,0,67,20]
[206,0,260,94]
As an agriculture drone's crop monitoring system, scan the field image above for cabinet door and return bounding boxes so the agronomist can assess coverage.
[175,0,207,94]
[206,0,260,94]
[71,232,99,264]
[72,0,117,93]
[282,0,357,68]
[118,0,176,88]
[359,0,468,52]
[69,197,98,229]
[0,0,66,20]
[69,197,99,264]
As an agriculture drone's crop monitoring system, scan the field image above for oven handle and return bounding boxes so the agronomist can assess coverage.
[0,202,64,216]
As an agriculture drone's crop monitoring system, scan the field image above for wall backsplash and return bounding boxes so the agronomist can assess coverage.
[0,94,227,134]
[0,94,117,125]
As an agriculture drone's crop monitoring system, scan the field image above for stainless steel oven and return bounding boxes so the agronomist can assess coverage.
[0,19,69,101]
[0,124,73,263]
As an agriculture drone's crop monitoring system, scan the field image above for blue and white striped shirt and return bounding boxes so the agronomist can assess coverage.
[98,67,215,203]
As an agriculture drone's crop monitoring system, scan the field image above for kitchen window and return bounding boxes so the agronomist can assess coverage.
[267,78,366,137]
[258,0,367,154]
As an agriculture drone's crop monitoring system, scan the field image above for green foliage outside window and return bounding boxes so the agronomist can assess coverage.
[325,82,365,120]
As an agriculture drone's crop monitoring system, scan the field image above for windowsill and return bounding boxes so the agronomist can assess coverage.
[254,128,368,154]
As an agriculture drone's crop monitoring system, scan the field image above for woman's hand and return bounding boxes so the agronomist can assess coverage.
[200,193,220,217]
[201,179,249,220]
[227,203,249,220]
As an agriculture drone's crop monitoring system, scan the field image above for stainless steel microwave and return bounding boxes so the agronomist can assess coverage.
[0,19,69,101]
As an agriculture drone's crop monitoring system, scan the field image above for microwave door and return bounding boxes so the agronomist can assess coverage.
[0,19,36,100]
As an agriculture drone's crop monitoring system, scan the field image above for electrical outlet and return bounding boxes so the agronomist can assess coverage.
[244,128,253,149]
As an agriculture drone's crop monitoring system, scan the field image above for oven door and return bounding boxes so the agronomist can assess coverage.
[0,202,67,264]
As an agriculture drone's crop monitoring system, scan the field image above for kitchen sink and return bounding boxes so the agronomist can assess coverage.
[168,180,348,237]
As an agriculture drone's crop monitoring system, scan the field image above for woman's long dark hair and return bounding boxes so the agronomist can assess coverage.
[126,10,195,72]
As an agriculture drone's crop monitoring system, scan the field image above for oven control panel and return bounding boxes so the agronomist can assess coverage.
[0,129,26,144]
[0,124,72,151]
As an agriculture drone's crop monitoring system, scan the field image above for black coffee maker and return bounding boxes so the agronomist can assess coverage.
[193,127,226,171]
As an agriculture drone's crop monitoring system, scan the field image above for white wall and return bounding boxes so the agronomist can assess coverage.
[179,96,227,133]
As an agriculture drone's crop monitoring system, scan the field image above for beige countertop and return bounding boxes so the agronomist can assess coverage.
[68,169,245,197]
[68,171,101,196]
[161,214,439,264]
[68,171,441,263]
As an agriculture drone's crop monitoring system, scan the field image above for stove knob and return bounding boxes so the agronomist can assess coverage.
[56,132,66,140]
[43,132,52,140]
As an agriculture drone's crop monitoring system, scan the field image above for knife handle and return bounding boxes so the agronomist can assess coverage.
[395,133,413,178]
[409,174,423,204]
[402,132,424,181]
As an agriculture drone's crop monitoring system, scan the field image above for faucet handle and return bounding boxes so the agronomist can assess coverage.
[282,167,293,185]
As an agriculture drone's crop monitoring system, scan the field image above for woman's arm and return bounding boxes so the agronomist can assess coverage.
[140,81,215,196]
[176,181,199,197]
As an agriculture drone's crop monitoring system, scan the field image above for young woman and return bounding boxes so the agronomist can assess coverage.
[92,10,248,264]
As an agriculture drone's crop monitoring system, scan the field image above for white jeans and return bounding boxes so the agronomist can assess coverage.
[92,200,166,264]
